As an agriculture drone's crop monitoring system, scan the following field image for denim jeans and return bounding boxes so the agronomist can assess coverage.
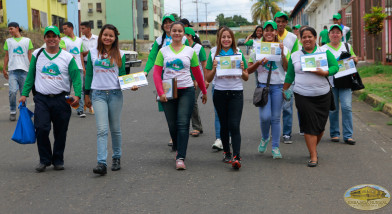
[191,87,203,132]
[259,84,283,148]
[9,70,27,113]
[77,70,84,113]
[329,87,353,140]
[161,87,195,160]
[211,85,221,139]
[282,85,302,135]
[92,89,123,165]
[213,90,243,157]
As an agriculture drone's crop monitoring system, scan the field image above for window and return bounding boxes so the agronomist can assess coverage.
[88,3,93,13]
[40,12,48,28]
[144,35,149,40]
[143,18,148,28]
[97,20,103,28]
[96,3,102,13]
[154,21,159,30]
[143,0,148,10]
[89,20,94,29]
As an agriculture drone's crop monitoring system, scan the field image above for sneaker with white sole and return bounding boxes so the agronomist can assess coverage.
[77,111,86,118]
[283,135,292,144]
[272,147,282,159]
[258,137,270,153]
[212,138,223,151]
[175,159,186,170]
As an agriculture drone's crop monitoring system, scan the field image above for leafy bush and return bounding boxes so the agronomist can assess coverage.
[363,7,387,35]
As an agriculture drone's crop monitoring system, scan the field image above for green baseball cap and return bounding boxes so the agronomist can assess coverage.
[333,13,342,20]
[263,20,277,30]
[44,26,60,36]
[185,27,195,36]
[293,24,301,29]
[274,11,289,20]
[329,24,343,33]
[162,14,175,23]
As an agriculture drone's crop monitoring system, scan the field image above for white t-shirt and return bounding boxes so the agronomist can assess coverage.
[81,34,98,62]
[342,25,350,43]
[279,30,297,53]
[156,35,187,48]
[249,46,289,84]
[89,48,125,90]
[33,49,76,95]
[4,37,33,72]
[155,45,199,88]
[61,36,84,70]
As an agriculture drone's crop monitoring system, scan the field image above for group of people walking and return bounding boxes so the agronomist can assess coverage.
[4,11,357,174]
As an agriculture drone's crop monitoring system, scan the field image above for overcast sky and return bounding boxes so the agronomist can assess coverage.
[164,0,299,23]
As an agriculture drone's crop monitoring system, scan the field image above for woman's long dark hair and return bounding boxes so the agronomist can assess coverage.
[158,18,175,50]
[97,24,122,67]
[250,25,263,39]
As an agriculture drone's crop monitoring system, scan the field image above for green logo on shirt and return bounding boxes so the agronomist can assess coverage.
[70,47,80,54]
[263,62,278,70]
[42,62,61,76]
[94,58,114,69]
[166,59,184,71]
[13,46,24,55]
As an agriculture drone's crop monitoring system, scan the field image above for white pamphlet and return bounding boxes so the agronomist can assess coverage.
[215,54,242,77]
[118,72,148,90]
[300,52,329,72]
[334,59,357,78]
[255,42,282,61]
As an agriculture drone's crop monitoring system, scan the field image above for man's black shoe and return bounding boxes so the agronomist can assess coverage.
[35,163,47,172]
[53,165,64,170]
[111,158,121,171]
[93,163,107,175]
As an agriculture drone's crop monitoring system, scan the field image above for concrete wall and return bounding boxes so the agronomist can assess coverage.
[306,0,341,34]
[106,0,136,40]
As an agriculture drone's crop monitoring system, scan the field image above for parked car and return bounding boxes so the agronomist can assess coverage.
[237,38,246,46]
[123,50,142,74]
[201,40,211,49]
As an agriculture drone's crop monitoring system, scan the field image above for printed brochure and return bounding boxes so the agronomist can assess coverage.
[156,78,178,101]
[334,59,357,78]
[118,72,148,90]
[300,52,329,71]
[215,54,242,77]
[255,42,282,61]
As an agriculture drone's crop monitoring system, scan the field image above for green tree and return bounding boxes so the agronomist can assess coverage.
[171,13,180,21]
[251,0,284,24]
[216,14,253,27]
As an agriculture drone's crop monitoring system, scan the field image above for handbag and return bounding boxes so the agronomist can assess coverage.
[253,61,272,107]
[325,77,337,111]
[351,72,365,91]
[11,103,36,144]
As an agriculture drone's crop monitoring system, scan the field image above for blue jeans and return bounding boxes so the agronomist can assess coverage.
[161,87,195,160]
[329,87,353,140]
[77,70,84,112]
[211,85,221,139]
[9,70,27,113]
[92,89,123,165]
[259,84,283,148]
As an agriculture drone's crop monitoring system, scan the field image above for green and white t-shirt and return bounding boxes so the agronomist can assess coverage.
[3,37,33,72]
[21,49,82,97]
[85,48,126,91]
[155,45,199,88]
[191,43,207,78]
[248,46,289,84]
[278,29,298,54]
[60,36,84,70]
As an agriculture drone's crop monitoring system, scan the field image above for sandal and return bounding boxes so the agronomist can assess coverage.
[307,160,318,167]
[190,130,200,137]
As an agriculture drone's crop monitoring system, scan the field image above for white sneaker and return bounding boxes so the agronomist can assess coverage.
[212,139,223,151]
[283,135,292,144]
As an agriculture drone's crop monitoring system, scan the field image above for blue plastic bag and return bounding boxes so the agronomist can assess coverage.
[11,103,36,144]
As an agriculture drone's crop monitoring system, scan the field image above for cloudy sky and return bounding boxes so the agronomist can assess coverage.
[164,0,299,23]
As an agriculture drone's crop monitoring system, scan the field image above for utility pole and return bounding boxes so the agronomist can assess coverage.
[132,0,136,51]
[203,2,209,40]
[193,0,199,34]
[180,0,182,18]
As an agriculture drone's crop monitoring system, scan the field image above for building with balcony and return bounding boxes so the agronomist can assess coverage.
[80,0,106,36]
[1,0,79,35]
[141,0,164,41]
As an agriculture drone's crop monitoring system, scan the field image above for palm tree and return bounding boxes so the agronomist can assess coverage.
[251,0,284,23]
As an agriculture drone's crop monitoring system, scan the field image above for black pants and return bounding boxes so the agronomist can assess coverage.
[34,93,71,165]
[213,90,243,157]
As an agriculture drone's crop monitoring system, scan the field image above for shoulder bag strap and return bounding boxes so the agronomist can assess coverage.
[266,61,273,87]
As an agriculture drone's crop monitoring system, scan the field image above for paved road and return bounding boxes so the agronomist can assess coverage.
[0,56,391,213]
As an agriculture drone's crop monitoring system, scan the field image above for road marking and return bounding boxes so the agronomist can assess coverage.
[372,140,378,145]
[380,147,387,153]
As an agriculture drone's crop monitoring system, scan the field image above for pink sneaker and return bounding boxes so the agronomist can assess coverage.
[176,159,186,170]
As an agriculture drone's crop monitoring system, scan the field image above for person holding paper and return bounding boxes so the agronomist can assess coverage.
[244,25,263,53]
[247,20,289,159]
[283,27,339,167]
[184,27,207,137]
[153,22,207,170]
[322,24,358,145]
[84,24,139,175]
[205,27,249,169]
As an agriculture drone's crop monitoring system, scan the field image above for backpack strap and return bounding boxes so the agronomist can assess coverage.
[31,48,45,96]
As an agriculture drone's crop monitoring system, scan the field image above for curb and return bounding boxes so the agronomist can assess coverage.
[353,90,392,117]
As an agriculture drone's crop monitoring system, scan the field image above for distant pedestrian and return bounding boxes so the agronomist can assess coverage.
[292,24,301,38]
[19,26,82,172]
[185,27,207,137]
[84,24,139,175]
[80,21,98,115]
[205,27,249,169]
[319,26,330,46]
[333,13,351,43]
[60,22,86,118]
[153,22,207,170]
[244,25,263,53]
[322,24,358,145]
[247,21,289,159]
[3,22,33,121]
[283,27,339,167]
